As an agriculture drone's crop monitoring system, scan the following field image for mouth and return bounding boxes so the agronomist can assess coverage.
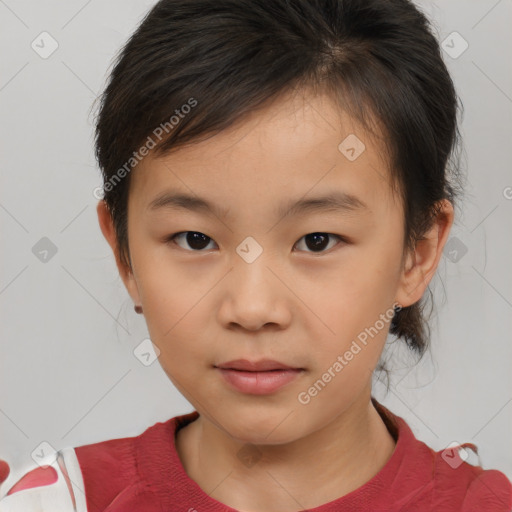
[214,359,305,395]
[214,359,304,372]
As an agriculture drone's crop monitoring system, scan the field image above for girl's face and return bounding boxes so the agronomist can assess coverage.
[98,88,450,444]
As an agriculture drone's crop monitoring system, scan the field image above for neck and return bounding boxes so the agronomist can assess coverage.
[176,394,396,511]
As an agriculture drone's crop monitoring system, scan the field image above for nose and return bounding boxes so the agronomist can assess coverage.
[217,256,292,332]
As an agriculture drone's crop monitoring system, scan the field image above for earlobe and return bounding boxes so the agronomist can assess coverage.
[395,241,433,307]
[395,199,454,308]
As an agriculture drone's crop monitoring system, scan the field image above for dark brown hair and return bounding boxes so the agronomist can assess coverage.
[94,0,464,358]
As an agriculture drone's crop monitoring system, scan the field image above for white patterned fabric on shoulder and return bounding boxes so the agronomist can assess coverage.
[0,448,87,512]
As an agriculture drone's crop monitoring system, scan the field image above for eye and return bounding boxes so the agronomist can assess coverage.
[166,231,217,251]
[294,232,345,253]
[165,231,346,254]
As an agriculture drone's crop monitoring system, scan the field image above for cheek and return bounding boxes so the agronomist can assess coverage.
[133,245,207,331]
[310,321,388,391]
[291,318,385,437]
[135,277,206,372]
[302,252,400,379]
[303,255,398,333]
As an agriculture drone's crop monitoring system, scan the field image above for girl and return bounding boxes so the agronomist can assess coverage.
[1,0,511,510]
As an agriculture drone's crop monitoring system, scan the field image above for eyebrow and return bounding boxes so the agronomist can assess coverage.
[146,190,369,220]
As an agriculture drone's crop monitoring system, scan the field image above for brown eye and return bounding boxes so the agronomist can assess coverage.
[294,233,344,253]
[167,231,217,251]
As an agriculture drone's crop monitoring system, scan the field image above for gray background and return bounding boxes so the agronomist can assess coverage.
[1,0,511,491]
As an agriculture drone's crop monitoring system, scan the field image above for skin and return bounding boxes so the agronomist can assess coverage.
[97,87,454,511]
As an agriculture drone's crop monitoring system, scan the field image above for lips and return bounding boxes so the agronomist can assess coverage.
[214,359,303,372]
[214,359,305,395]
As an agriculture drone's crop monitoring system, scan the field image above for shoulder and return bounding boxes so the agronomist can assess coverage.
[0,447,87,512]
[401,425,512,510]
[0,416,182,512]
[431,443,512,512]
[374,400,512,511]
[72,417,180,512]
[463,468,512,511]
[73,415,178,474]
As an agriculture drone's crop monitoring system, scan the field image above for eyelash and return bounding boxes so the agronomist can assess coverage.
[164,231,347,254]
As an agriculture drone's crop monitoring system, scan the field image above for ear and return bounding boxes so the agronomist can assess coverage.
[395,199,454,308]
[96,200,141,306]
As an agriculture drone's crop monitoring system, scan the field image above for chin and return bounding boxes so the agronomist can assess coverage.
[220,411,306,446]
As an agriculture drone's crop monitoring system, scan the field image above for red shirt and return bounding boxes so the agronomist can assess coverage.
[69,400,512,511]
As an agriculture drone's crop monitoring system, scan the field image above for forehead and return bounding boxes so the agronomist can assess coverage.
[130,88,395,219]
